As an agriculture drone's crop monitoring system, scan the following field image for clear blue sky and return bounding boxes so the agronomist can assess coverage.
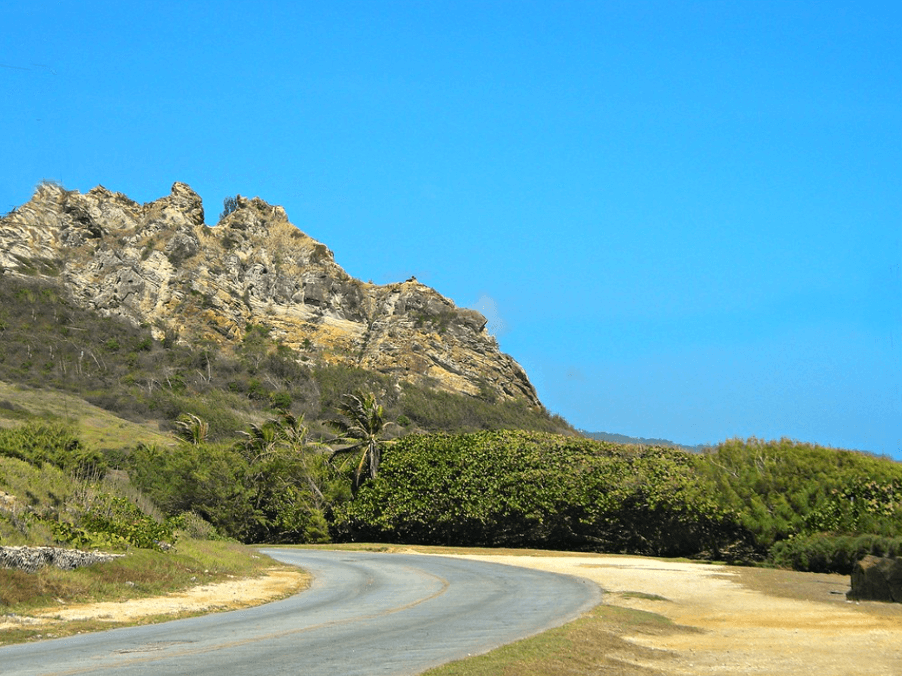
[2,1,900,458]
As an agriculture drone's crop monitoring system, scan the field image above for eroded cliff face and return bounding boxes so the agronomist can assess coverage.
[0,182,539,404]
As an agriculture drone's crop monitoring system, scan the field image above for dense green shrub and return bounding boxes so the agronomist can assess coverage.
[50,494,177,551]
[335,433,902,563]
[333,431,744,556]
[698,438,902,553]
[0,450,175,551]
[129,442,257,540]
[129,416,350,544]
[0,422,106,479]
[769,533,902,574]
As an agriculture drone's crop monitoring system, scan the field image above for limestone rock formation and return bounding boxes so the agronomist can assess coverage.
[848,555,902,603]
[0,182,539,404]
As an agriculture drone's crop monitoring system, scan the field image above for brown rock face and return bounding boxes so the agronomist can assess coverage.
[848,555,902,603]
[0,182,540,405]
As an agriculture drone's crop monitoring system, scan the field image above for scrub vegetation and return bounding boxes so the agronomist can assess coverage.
[0,277,569,440]
[2,417,899,577]
[0,275,900,634]
[335,431,902,571]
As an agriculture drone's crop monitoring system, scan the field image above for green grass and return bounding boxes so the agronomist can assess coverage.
[423,603,687,676]
[619,591,671,602]
[0,380,174,455]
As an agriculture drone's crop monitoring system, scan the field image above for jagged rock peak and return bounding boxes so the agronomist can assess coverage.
[160,181,205,226]
[0,182,541,406]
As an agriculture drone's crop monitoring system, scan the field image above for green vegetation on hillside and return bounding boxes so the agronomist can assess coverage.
[0,423,178,551]
[1,278,900,577]
[2,412,900,575]
[0,277,570,438]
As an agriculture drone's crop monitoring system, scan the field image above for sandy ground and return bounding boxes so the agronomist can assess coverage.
[452,553,902,676]
[0,568,306,633]
[4,553,902,674]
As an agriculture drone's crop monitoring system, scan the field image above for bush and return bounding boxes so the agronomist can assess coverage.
[334,431,743,556]
[129,442,256,541]
[697,438,902,551]
[171,511,223,540]
[769,533,902,574]
[220,195,238,221]
[52,494,177,551]
[0,422,107,479]
[128,433,347,544]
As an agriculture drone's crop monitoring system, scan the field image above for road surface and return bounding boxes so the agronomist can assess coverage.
[1,549,601,675]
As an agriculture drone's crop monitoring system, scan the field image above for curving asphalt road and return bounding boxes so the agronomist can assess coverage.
[1,549,601,676]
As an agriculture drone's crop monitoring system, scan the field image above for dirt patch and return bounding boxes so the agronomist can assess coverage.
[451,553,902,675]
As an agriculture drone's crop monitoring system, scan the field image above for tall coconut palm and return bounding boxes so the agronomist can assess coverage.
[235,412,337,542]
[328,392,395,490]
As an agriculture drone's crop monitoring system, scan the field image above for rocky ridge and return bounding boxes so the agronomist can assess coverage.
[0,182,539,404]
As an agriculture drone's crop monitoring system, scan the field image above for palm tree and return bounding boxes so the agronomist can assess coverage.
[237,419,281,464]
[235,413,335,542]
[173,413,209,445]
[328,392,396,491]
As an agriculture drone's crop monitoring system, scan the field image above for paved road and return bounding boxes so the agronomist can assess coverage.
[1,550,601,676]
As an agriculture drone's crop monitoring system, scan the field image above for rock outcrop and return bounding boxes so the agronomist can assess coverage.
[0,182,539,404]
[848,555,902,603]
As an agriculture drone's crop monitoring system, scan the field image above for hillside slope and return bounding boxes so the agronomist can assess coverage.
[0,181,537,405]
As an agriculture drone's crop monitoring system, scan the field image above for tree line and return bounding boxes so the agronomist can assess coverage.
[2,390,900,574]
[334,431,902,572]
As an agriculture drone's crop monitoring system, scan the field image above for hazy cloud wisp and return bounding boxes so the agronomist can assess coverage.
[471,293,507,337]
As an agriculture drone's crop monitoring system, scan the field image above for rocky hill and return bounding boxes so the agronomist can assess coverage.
[0,181,538,405]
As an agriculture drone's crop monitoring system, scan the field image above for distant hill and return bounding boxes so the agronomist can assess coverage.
[580,430,705,452]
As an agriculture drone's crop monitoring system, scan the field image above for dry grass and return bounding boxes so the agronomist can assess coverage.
[0,540,299,644]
